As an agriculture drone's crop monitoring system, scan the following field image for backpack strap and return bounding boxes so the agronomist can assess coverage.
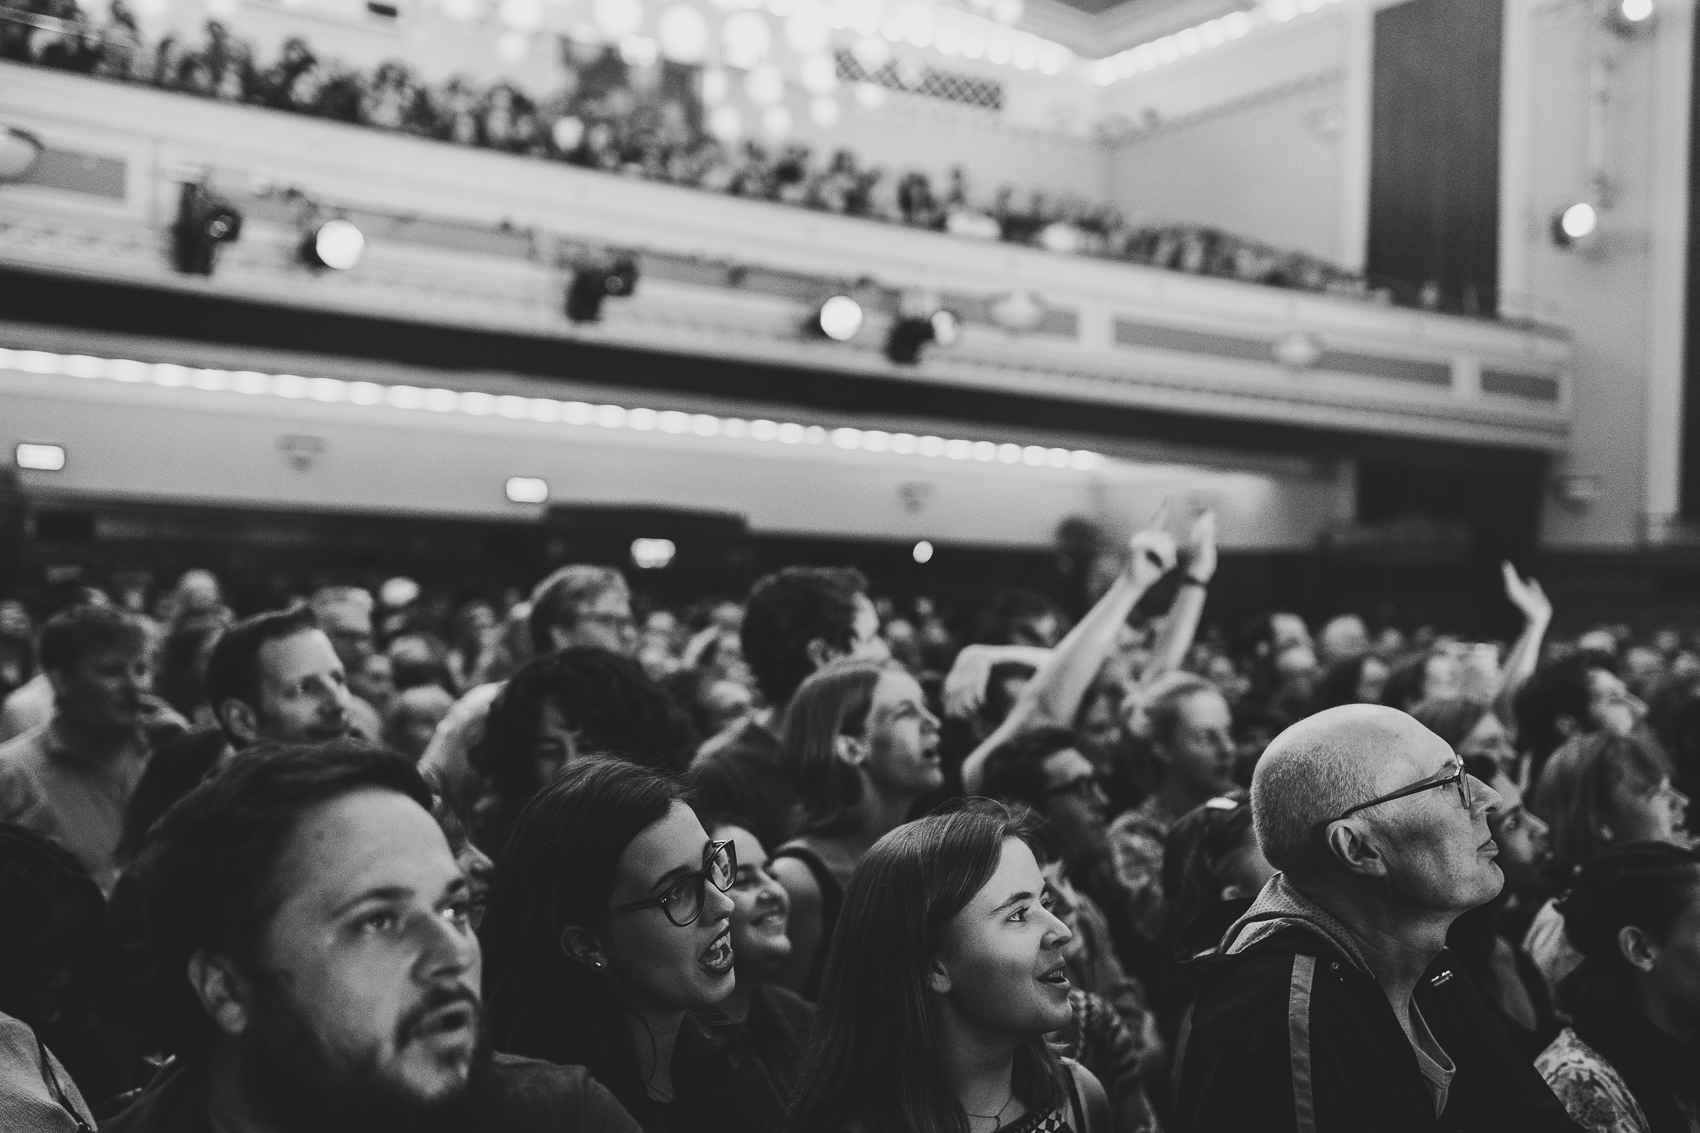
[1287,953,1318,1133]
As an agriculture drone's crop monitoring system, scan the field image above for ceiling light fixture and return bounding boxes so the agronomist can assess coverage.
[301,219,366,271]
[0,347,1105,471]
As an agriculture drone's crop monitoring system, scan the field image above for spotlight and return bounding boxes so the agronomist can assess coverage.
[1551,202,1599,248]
[301,219,365,271]
[505,476,549,504]
[1607,0,1654,32]
[813,295,864,341]
[0,127,44,183]
[631,538,677,569]
[14,442,65,471]
[565,254,640,323]
[912,539,934,564]
[172,183,242,275]
[885,307,963,364]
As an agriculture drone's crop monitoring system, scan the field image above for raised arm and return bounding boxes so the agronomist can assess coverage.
[961,515,1178,793]
[1141,510,1216,688]
[1495,560,1553,720]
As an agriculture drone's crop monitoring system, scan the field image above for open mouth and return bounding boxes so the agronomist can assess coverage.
[1479,838,1499,854]
[1037,963,1070,990]
[412,1001,476,1044]
[752,907,787,931]
[700,929,734,975]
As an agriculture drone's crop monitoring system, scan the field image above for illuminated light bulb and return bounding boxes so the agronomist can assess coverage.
[934,23,960,53]
[1132,42,1157,67]
[207,0,237,16]
[499,0,544,30]
[1093,60,1116,84]
[961,33,983,57]
[619,34,658,63]
[1268,0,1296,20]
[785,6,832,51]
[658,5,709,60]
[853,80,885,106]
[1155,36,1178,62]
[709,104,744,138]
[722,11,772,65]
[1199,19,1223,47]
[1620,0,1653,20]
[912,540,934,564]
[816,295,863,339]
[745,62,786,103]
[990,0,1020,22]
[986,35,1010,62]
[1176,27,1200,54]
[306,219,365,270]
[810,95,841,125]
[851,33,890,68]
[1012,42,1037,68]
[1038,47,1065,74]
[799,52,839,93]
[133,0,168,17]
[1223,11,1251,36]
[593,0,644,39]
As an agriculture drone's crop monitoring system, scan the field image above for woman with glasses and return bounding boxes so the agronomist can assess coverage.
[785,802,1109,1133]
[479,759,743,1132]
[1536,843,1700,1133]
[770,658,943,998]
[1524,731,1691,1000]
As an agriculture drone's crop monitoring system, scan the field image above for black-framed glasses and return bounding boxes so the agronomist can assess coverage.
[606,840,736,928]
[1040,774,1108,803]
[1333,755,1473,823]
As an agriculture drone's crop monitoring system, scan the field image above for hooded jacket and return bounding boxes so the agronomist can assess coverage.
[1170,875,1582,1133]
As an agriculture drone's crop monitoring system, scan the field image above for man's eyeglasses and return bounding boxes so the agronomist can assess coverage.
[1040,775,1108,803]
[1332,755,1473,823]
[606,840,736,927]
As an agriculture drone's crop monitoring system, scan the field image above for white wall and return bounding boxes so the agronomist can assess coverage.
[1504,0,1694,549]
[1095,10,1362,264]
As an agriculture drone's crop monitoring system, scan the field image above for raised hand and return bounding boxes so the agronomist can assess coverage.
[1501,561,1552,624]
[1186,510,1218,584]
[1128,501,1179,590]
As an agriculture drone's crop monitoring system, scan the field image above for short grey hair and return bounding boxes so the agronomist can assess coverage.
[1251,704,1417,880]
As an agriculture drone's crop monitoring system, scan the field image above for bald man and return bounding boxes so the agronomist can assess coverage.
[1172,705,1580,1133]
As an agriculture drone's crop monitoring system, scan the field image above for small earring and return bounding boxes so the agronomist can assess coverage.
[591,958,605,970]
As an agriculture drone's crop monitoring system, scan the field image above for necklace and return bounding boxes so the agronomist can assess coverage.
[964,1091,1015,1132]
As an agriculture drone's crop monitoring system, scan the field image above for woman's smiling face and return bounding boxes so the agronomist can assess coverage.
[931,839,1075,1038]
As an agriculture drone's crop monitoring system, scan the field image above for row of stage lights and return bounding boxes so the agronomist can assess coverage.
[174,184,982,364]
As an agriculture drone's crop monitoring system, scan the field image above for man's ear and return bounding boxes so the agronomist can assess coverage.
[187,951,251,1037]
[1554,714,1580,739]
[804,637,841,672]
[217,699,259,747]
[1618,925,1660,973]
[1325,820,1388,879]
[559,925,609,973]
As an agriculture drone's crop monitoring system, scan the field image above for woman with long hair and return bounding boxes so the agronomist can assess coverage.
[1524,731,1691,998]
[770,658,943,997]
[1536,843,1700,1133]
[785,803,1109,1133]
[479,759,741,1132]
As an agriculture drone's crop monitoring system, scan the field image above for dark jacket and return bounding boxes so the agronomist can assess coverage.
[1172,876,1582,1133]
[98,1053,643,1133]
[723,983,815,1133]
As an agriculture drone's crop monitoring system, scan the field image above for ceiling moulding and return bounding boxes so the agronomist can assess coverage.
[1019,0,1253,57]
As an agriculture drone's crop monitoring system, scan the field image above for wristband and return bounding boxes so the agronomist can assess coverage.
[1181,576,1208,589]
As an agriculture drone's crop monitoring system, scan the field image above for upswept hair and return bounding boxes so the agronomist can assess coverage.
[785,802,1067,1133]
[133,740,433,1061]
[1529,730,1671,876]
[781,659,888,836]
[1555,841,1700,1014]
[479,759,684,1105]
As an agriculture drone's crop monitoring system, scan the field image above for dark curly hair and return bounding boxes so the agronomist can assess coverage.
[471,647,693,809]
[132,740,433,1061]
[740,567,869,707]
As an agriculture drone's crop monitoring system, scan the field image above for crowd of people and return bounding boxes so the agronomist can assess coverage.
[1,503,1698,1133]
[0,1,1373,299]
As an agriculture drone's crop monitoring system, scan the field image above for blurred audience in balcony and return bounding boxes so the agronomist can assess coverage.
[0,4,1378,302]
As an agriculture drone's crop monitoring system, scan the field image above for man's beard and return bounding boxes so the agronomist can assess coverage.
[239,978,494,1133]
